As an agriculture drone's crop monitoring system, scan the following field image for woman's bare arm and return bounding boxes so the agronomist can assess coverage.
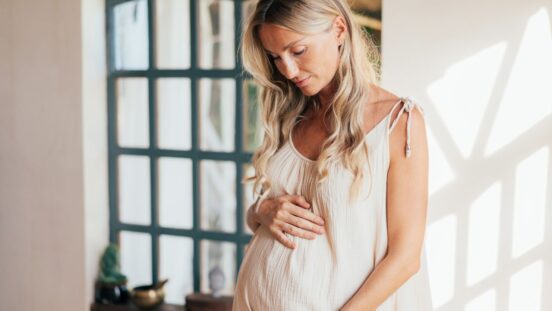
[340,105,429,310]
[246,198,261,232]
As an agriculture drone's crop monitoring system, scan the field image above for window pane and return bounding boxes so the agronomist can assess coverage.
[242,79,263,152]
[200,240,236,295]
[200,160,236,233]
[157,78,192,150]
[242,163,256,235]
[114,0,149,70]
[118,155,151,225]
[159,235,194,304]
[197,0,235,69]
[120,231,152,288]
[198,78,235,152]
[117,78,149,148]
[158,157,193,229]
[156,0,191,69]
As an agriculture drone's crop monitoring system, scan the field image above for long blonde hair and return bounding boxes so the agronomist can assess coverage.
[240,0,381,258]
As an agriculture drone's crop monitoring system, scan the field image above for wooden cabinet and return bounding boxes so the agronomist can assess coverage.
[91,294,233,311]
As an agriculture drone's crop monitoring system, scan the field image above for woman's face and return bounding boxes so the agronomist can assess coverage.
[258,18,346,97]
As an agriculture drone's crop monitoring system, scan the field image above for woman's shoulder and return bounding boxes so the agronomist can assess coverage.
[362,84,426,158]
[366,84,427,160]
[362,83,404,134]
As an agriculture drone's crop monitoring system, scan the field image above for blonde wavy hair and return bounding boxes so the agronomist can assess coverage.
[240,0,381,257]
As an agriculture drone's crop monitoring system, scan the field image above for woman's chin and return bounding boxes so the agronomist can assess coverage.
[298,86,317,96]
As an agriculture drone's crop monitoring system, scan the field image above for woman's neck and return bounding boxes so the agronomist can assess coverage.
[315,78,338,115]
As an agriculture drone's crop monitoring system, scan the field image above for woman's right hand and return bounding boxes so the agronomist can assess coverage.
[254,195,326,249]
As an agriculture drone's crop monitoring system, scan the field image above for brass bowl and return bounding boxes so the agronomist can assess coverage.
[130,284,165,309]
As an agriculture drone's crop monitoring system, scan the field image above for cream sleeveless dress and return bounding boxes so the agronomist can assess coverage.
[232,97,433,311]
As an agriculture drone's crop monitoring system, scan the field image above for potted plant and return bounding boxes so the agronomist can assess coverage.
[94,244,130,304]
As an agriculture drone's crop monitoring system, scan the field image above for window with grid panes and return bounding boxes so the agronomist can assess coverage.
[106,0,262,305]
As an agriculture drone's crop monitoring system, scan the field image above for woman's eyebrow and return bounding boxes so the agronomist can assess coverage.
[264,37,306,54]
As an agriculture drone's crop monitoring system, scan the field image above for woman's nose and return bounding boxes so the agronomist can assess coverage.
[280,58,299,80]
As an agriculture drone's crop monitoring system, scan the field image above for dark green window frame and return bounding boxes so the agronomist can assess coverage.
[106,0,254,294]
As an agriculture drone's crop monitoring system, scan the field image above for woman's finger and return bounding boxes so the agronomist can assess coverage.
[287,213,325,235]
[277,219,318,240]
[287,203,325,227]
[286,195,311,209]
[272,229,296,249]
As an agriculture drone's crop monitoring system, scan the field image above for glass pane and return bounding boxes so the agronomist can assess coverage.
[200,160,236,232]
[242,163,256,235]
[156,0,191,68]
[242,79,263,152]
[158,157,193,229]
[114,0,149,70]
[117,78,149,148]
[159,235,194,304]
[157,78,192,150]
[200,240,236,295]
[198,78,235,152]
[197,0,235,69]
[118,155,151,225]
[120,231,152,288]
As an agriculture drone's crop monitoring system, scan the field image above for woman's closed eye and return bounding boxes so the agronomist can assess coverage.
[270,48,307,61]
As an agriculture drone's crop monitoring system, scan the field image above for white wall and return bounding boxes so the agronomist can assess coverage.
[0,0,108,310]
[82,0,109,308]
[382,0,552,310]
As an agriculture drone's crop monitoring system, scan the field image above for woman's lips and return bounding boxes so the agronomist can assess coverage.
[295,76,310,87]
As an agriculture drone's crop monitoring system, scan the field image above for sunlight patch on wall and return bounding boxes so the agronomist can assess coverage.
[465,288,496,311]
[512,146,548,259]
[428,42,507,158]
[508,260,543,311]
[427,125,455,195]
[466,182,501,287]
[426,215,457,308]
[485,8,552,156]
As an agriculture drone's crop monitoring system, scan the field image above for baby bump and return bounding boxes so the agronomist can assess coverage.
[236,226,337,308]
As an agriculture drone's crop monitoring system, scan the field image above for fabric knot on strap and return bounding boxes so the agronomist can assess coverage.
[403,97,413,157]
[402,97,414,113]
[388,97,423,158]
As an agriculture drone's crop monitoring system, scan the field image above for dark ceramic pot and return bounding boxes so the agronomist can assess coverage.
[94,281,130,304]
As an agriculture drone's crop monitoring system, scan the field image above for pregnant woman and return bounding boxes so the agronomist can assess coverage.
[233,0,432,310]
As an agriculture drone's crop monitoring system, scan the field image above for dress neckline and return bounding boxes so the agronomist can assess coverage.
[288,113,389,163]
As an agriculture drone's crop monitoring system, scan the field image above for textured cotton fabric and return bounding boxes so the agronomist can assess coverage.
[233,97,433,311]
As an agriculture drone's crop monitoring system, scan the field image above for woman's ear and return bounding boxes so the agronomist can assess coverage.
[333,16,348,45]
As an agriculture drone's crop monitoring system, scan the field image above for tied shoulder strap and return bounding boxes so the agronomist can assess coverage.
[388,97,424,158]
